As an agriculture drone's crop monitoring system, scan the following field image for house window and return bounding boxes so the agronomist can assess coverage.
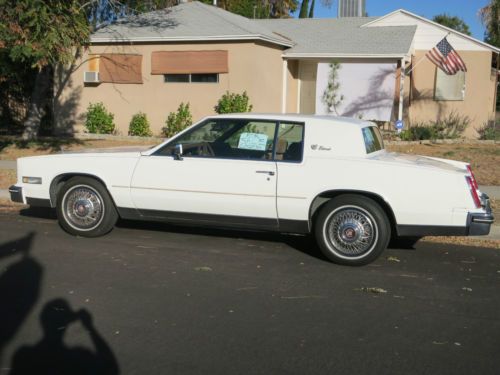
[151,50,228,79]
[164,73,219,83]
[434,69,465,101]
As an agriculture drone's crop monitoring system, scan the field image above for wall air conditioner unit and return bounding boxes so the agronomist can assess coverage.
[84,71,99,83]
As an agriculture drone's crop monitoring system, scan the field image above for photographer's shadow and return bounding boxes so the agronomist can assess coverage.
[9,299,119,375]
[0,232,41,364]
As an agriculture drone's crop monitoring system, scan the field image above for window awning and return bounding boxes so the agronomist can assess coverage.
[151,50,228,74]
[98,54,143,84]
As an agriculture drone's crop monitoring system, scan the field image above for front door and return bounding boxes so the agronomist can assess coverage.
[130,119,278,230]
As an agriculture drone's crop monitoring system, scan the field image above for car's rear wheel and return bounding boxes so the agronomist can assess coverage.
[56,176,118,237]
[315,195,391,266]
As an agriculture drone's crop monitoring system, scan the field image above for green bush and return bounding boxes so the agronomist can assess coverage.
[401,112,469,141]
[400,125,436,141]
[162,102,192,138]
[431,111,469,139]
[214,91,253,114]
[128,112,152,136]
[477,121,499,141]
[84,102,115,134]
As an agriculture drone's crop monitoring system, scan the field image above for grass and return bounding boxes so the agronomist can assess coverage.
[386,143,500,186]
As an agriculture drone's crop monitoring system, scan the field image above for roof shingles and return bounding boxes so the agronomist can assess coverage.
[92,2,416,57]
[255,18,416,56]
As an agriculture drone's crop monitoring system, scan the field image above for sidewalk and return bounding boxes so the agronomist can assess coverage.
[0,160,16,170]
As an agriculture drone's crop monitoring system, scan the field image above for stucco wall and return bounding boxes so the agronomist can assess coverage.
[55,41,286,135]
[285,60,299,113]
[408,50,496,138]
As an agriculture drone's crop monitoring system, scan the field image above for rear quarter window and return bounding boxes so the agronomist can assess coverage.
[362,126,384,154]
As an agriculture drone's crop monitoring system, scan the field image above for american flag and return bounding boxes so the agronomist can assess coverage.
[426,37,467,75]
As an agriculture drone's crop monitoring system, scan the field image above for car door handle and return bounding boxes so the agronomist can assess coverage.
[256,170,275,176]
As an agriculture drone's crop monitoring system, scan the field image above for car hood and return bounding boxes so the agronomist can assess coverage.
[371,152,467,173]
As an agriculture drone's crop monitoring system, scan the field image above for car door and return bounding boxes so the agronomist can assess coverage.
[130,119,279,230]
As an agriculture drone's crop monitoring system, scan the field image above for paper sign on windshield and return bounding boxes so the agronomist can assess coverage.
[238,133,268,151]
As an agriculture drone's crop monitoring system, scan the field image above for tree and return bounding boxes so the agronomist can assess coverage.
[0,0,90,139]
[201,0,298,19]
[298,0,331,19]
[479,0,500,47]
[432,14,471,36]
[0,0,172,139]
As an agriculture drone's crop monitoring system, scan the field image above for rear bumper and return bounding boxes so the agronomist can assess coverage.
[397,193,494,237]
[467,193,494,236]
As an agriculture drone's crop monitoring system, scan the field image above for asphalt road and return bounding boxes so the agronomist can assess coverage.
[0,210,499,375]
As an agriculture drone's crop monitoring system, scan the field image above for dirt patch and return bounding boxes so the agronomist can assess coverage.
[421,236,500,249]
[386,143,500,185]
[491,198,499,222]
[0,137,159,160]
[0,169,16,189]
[0,198,26,212]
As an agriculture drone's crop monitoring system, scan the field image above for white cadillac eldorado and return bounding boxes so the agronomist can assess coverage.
[9,114,494,265]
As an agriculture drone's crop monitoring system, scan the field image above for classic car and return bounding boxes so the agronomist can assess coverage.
[9,114,494,265]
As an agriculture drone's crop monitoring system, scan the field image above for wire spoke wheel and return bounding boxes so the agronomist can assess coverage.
[316,195,390,265]
[62,185,105,231]
[324,206,378,258]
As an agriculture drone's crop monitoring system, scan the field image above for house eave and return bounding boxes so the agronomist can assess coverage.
[362,9,500,54]
[282,53,408,59]
[90,34,294,48]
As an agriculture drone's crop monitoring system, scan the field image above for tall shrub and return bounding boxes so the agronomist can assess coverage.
[84,102,115,134]
[214,91,253,114]
[322,62,344,115]
[162,103,192,138]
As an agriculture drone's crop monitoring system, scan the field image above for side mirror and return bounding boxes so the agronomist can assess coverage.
[174,143,183,160]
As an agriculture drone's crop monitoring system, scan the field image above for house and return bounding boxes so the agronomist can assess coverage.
[55,1,499,138]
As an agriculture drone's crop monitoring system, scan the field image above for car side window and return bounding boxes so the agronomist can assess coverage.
[155,119,277,161]
[276,122,304,162]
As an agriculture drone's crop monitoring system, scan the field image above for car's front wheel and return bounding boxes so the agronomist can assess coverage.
[56,176,118,237]
[315,195,391,266]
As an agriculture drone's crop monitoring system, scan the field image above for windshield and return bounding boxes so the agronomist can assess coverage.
[362,126,384,154]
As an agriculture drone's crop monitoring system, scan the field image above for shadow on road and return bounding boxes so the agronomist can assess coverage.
[9,299,119,375]
[116,218,330,262]
[0,232,41,367]
[19,206,56,220]
[0,232,120,374]
[16,208,416,262]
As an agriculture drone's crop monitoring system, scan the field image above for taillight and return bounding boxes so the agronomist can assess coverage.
[466,165,479,190]
[466,176,481,208]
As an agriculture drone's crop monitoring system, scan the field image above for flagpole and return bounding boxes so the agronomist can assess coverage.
[405,32,452,76]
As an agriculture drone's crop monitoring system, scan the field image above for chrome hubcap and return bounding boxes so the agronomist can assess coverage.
[63,185,104,231]
[326,207,377,257]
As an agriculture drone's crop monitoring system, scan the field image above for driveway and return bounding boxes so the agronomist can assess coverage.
[0,211,499,374]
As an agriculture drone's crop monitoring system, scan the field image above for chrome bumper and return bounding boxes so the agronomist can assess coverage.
[467,193,495,236]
